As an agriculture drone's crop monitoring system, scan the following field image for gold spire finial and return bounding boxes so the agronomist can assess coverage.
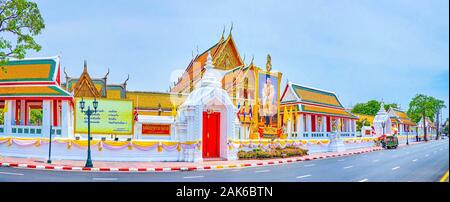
[229,22,233,35]
[83,60,88,72]
[266,54,272,72]
[103,68,110,79]
[221,25,226,40]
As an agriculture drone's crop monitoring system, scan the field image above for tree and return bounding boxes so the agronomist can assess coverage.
[407,94,446,141]
[29,108,41,125]
[351,100,398,116]
[356,119,371,132]
[1,0,45,66]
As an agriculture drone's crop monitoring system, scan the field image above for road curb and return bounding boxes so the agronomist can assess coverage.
[0,147,382,172]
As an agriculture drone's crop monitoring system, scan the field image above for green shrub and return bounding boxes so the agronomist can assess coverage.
[238,146,308,159]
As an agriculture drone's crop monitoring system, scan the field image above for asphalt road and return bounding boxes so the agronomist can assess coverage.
[0,139,448,182]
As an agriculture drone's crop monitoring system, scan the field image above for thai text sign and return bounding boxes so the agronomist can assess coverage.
[142,124,171,135]
[75,98,133,135]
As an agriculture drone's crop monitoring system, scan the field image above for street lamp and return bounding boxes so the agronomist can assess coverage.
[79,97,99,168]
[47,124,53,164]
[406,128,409,145]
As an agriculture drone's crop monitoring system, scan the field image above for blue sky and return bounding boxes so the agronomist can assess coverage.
[29,0,449,120]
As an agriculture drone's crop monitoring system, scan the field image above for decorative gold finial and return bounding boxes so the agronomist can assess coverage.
[266,54,272,72]
[221,25,226,40]
[103,68,110,79]
[83,60,88,72]
[229,22,233,35]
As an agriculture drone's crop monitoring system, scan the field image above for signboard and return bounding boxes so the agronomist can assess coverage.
[142,124,171,136]
[75,98,133,135]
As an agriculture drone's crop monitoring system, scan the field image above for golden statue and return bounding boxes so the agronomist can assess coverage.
[266,54,272,72]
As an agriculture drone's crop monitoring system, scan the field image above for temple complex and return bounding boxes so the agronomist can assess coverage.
[0,28,424,162]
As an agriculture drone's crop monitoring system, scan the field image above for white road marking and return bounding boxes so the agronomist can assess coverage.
[412,159,418,162]
[254,170,270,173]
[373,159,379,162]
[343,165,353,169]
[359,179,368,182]
[304,164,315,167]
[392,166,400,170]
[425,154,430,157]
[92,178,118,181]
[337,159,345,162]
[183,176,204,179]
[230,169,241,172]
[0,171,24,176]
[296,174,312,179]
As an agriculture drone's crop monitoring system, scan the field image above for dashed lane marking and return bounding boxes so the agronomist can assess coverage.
[254,170,270,173]
[296,175,312,179]
[92,178,118,181]
[343,165,353,169]
[337,159,345,162]
[412,159,418,162]
[304,164,315,167]
[392,166,400,170]
[183,176,204,179]
[373,159,380,162]
[0,171,24,176]
[359,179,368,182]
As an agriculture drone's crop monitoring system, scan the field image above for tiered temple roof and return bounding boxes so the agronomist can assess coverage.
[388,107,416,126]
[63,63,186,116]
[170,31,244,94]
[126,91,186,116]
[281,82,357,119]
[0,57,71,100]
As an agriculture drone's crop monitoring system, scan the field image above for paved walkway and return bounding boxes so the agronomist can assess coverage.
[0,146,383,172]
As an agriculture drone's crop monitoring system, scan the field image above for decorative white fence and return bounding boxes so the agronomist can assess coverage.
[0,125,62,137]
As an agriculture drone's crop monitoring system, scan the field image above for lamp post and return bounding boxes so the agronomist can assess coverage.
[381,121,386,136]
[47,124,53,164]
[406,127,409,145]
[79,97,99,168]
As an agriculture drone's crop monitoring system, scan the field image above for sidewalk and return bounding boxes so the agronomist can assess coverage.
[0,146,382,172]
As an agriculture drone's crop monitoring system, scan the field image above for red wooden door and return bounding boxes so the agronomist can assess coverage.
[202,112,221,158]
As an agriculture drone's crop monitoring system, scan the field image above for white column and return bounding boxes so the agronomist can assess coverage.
[297,114,304,139]
[4,100,14,135]
[19,100,25,125]
[346,119,352,132]
[306,114,311,133]
[11,101,16,125]
[336,118,341,132]
[42,100,52,136]
[61,100,73,138]
[352,119,357,132]
[321,116,327,132]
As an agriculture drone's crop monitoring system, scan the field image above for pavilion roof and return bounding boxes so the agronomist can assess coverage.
[0,57,71,99]
[126,91,187,111]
